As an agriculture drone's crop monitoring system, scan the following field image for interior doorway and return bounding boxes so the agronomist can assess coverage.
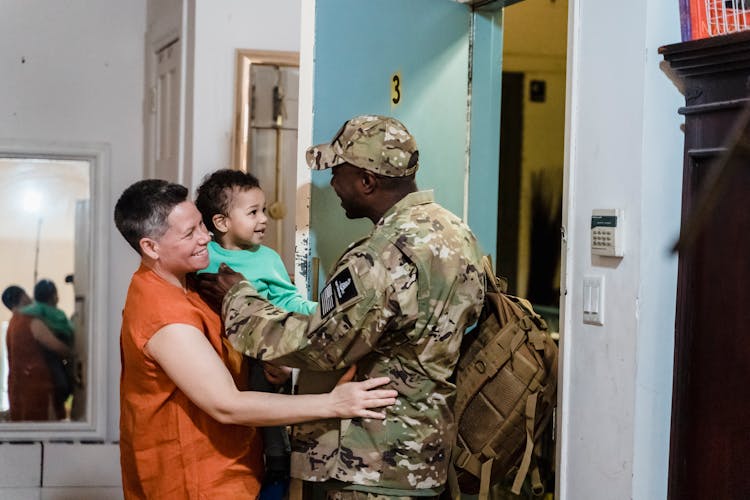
[499,0,567,332]
[496,1,569,497]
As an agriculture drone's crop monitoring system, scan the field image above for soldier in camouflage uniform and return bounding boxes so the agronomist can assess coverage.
[200,115,485,499]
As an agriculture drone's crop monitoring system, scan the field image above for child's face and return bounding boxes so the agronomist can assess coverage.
[222,187,268,250]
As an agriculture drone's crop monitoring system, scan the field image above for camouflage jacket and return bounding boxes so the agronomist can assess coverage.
[223,190,484,492]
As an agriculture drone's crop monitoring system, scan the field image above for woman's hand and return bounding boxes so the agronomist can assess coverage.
[327,365,397,419]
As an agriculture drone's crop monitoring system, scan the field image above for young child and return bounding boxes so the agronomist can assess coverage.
[195,169,316,500]
[196,169,317,316]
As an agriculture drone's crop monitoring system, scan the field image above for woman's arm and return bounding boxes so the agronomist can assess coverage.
[29,319,73,358]
[145,323,397,426]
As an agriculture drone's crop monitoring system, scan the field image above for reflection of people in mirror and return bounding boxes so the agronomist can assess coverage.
[113,179,397,499]
[3,283,73,421]
[21,279,76,419]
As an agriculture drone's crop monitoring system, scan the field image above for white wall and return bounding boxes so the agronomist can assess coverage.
[0,0,146,495]
[559,1,683,499]
[1,0,303,492]
[186,0,302,190]
[0,0,146,440]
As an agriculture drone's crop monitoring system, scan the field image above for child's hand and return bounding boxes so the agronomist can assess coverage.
[262,362,292,385]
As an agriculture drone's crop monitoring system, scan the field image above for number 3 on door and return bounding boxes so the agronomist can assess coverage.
[391,72,402,107]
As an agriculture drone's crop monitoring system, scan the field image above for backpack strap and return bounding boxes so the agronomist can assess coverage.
[479,457,494,500]
[446,461,461,500]
[482,256,499,291]
[511,391,539,494]
[453,442,484,478]
[530,462,544,495]
[448,453,493,500]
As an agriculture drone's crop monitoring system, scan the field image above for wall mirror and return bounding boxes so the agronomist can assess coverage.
[233,49,300,275]
[0,141,108,440]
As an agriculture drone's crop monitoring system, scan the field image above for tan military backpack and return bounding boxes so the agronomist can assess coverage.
[449,257,558,499]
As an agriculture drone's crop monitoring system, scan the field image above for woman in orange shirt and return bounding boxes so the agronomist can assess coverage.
[114,179,397,500]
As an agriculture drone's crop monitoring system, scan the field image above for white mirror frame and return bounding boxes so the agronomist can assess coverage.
[0,139,109,440]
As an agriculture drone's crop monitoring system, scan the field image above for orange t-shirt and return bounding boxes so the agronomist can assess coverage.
[119,265,263,499]
[6,313,56,421]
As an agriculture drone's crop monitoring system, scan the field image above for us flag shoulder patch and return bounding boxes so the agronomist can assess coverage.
[319,282,336,317]
[319,266,363,318]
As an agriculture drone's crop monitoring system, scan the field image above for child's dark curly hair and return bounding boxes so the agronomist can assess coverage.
[34,279,57,304]
[195,169,261,234]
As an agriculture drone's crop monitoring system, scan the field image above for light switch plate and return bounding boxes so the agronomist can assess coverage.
[583,275,604,326]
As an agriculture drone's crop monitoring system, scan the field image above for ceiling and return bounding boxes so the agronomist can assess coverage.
[0,158,89,241]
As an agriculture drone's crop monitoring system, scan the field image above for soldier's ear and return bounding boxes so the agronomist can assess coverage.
[360,171,377,194]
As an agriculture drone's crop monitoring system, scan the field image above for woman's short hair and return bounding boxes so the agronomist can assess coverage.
[114,179,189,254]
[2,285,28,310]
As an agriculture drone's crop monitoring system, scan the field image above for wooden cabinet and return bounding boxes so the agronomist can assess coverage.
[660,31,750,500]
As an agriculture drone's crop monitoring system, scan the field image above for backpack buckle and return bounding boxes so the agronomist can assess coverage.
[519,316,533,332]
[454,448,472,469]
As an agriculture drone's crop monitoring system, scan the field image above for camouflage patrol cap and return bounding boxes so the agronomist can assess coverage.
[305,115,419,177]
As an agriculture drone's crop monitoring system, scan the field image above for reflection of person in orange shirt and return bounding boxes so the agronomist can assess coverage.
[114,179,397,499]
[3,284,72,421]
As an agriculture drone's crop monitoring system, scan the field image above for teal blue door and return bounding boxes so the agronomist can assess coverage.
[302,0,503,294]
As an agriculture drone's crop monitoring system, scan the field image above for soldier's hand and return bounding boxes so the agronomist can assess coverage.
[328,365,397,420]
[194,263,245,312]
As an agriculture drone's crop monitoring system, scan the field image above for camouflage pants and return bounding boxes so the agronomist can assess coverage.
[325,491,437,500]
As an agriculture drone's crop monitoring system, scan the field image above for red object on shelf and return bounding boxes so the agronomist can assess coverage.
[689,0,750,40]
[689,0,709,39]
